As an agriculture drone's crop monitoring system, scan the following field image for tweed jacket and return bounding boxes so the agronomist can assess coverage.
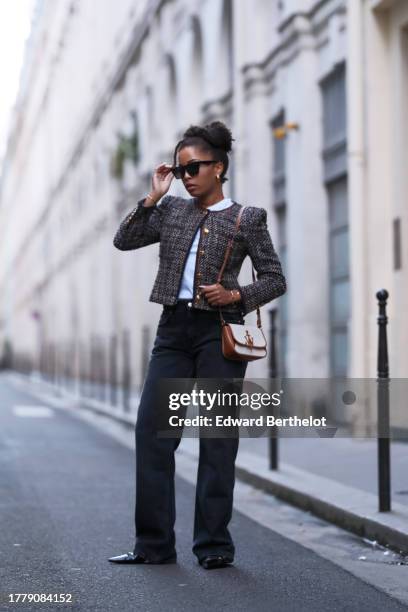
[113,194,287,316]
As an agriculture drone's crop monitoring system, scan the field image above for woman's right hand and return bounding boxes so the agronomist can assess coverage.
[150,163,174,200]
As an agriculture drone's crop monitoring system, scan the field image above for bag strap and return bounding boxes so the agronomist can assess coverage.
[217,205,262,328]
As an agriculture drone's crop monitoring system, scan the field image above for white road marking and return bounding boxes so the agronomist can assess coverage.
[13,405,55,418]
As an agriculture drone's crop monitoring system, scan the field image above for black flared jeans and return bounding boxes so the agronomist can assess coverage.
[133,299,248,563]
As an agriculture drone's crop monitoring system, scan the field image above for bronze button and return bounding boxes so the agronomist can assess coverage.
[203,227,209,234]
[200,250,205,255]
[197,272,202,277]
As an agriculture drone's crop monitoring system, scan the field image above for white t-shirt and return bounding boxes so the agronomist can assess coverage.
[177,197,234,299]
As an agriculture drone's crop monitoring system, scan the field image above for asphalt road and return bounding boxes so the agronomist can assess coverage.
[0,374,407,612]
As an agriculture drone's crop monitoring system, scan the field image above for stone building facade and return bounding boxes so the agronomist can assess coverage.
[0,0,407,420]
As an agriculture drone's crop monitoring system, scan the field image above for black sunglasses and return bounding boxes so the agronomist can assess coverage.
[171,160,218,179]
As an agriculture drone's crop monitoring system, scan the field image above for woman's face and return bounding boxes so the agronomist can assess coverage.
[177,146,224,197]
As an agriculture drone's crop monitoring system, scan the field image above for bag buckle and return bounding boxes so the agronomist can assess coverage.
[244,330,254,348]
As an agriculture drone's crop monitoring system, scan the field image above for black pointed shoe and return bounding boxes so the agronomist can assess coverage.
[199,555,234,570]
[108,552,148,564]
[108,551,177,564]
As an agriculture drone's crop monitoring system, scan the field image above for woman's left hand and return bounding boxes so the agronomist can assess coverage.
[198,283,234,306]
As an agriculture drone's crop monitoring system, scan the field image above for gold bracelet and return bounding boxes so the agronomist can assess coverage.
[146,193,155,202]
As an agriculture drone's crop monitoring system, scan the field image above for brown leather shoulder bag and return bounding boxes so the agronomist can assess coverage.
[217,206,267,361]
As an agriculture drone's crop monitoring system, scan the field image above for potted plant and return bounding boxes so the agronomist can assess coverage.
[110,111,140,180]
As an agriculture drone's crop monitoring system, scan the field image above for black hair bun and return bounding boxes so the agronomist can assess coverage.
[183,120,234,153]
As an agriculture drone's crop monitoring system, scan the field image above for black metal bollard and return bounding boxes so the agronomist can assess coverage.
[268,308,279,470]
[122,328,131,413]
[376,289,391,512]
[109,334,118,407]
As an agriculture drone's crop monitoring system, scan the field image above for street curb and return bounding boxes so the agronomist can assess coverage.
[6,371,408,557]
[233,452,408,556]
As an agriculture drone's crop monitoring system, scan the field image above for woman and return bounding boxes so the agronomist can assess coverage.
[108,121,286,569]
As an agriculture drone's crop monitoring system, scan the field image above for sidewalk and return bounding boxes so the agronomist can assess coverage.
[210,438,408,556]
[7,370,408,557]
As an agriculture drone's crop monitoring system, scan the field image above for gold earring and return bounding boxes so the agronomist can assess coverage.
[216,175,220,180]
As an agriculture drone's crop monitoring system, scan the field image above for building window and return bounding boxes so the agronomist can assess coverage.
[272,110,286,206]
[393,217,402,271]
[328,178,349,377]
[321,63,350,377]
[276,205,288,377]
[322,67,347,150]
[271,109,287,375]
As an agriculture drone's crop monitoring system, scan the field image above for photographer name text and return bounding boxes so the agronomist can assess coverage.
[167,415,327,428]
